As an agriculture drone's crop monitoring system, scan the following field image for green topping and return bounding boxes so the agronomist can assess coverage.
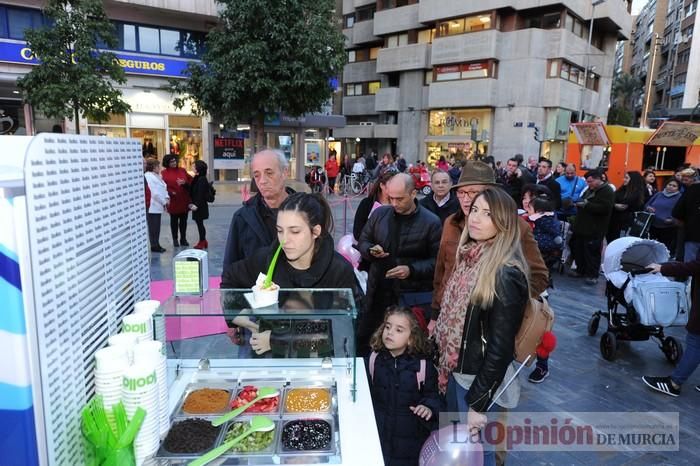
[225,421,275,452]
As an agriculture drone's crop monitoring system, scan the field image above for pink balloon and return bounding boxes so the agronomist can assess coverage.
[420,423,484,466]
[337,234,354,253]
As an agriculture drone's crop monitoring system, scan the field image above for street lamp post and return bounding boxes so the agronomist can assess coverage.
[641,34,662,128]
[579,0,606,122]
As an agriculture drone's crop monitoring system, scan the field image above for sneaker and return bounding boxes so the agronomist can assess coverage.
[180,240,189,247]
[642,376,680,397]
[528,367,549,384]
[585,277,598,285]
[151,246,166,253]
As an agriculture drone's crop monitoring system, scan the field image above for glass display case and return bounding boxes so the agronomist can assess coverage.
[151,288,382,465]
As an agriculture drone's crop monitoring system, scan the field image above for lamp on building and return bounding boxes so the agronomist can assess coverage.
[355,137,361,142]
[579,0,607,122]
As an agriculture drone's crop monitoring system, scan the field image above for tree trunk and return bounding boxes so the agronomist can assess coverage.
[73,101,80,135]
[254,112,265,152]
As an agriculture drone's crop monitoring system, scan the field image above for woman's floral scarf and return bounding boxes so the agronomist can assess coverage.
[434,241,489,393]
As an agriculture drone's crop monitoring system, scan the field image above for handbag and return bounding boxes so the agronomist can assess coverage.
[514,295,554,366]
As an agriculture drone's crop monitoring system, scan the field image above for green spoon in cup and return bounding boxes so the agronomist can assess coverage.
[189,416,275,466]
[211,386,279,427]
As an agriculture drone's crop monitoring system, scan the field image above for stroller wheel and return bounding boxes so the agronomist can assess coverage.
[662,336,684,365]
[587,314,600,336]
[600,331,617,361]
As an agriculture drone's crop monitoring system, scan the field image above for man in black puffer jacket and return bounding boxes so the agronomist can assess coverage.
[357,174,443,355]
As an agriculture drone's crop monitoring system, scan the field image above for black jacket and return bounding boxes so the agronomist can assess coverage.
[366,350,440,466]
[419,192,459,226]
[222,188,295,266]
[673,183,700,242]
[455,266,528,413]
[353,195,377,242]
[221,235,362,298]
[572,184,615,237]
[358,204,442,312]
[189,174,210,221]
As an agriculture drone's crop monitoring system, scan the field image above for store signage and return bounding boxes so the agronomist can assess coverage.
[646,122,700,147]
[213,137,245,159]
[213,137,245,170]
[0,40,191,78]
[571,122,610,146]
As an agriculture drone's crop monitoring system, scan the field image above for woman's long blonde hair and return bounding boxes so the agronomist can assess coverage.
[457,187,530,308]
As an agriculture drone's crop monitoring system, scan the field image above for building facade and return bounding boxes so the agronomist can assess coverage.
[336,0,632,165]
[624,0,699,124]
[0,0,345,181]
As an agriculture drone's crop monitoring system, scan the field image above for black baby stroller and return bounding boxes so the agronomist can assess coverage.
[587,237,689,363]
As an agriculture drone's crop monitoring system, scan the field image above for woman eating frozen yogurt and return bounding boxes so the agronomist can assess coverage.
[221,192,364,354]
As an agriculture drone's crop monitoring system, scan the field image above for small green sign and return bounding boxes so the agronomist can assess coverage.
[174,260,201,294]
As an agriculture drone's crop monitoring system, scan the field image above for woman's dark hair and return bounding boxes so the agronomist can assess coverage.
[162,153,178,168]
[368,167,398,201]
[522,184,554,213]
[556,162,567,171]
[664,178,680,189]
[643,169,655,180]
[194,160,208,175]
[625,171,646,205]
[278,192,334,238]
[369,305,430,356]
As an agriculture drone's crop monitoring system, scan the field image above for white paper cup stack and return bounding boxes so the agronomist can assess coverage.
[134,341,169,436]
[107,333,139,364]
[135,300,165,343]
[122,312,153,343]
[121,363,160,464]
[94,346,130,429]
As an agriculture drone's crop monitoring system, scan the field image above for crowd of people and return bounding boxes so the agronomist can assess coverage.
[210,148,700,466]
[143,154,214,252]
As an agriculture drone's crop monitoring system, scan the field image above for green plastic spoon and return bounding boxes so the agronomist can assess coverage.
[188,416,275,466]
[211,387,279,427]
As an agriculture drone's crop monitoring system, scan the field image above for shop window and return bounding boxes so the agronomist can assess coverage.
[368,81,381,94]
[159,29,181,56]
[169,129,202,170]
[88,127,127,138]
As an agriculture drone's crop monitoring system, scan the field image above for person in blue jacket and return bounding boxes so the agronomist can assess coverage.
[555,163,586,221]
[367,306,440,466]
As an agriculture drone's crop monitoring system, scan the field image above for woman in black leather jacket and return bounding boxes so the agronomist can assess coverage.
[433,187,529,466]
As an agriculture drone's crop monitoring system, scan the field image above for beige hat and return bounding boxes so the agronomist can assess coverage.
[453,161,498,189]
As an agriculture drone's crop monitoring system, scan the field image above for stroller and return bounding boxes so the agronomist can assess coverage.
[588,237,689,363]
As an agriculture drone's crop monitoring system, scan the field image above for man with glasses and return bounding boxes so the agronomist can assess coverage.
[419,169,459,225]
[357,173,443,355]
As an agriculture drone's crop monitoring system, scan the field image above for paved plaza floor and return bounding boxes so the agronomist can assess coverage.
[150,187,699,465]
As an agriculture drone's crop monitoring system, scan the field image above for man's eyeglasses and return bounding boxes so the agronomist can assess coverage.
[456,189,482,199]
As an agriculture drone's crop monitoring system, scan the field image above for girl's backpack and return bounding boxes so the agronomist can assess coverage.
[368,351,426,389]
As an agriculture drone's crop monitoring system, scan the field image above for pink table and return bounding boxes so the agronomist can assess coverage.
[150,277,229,341]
